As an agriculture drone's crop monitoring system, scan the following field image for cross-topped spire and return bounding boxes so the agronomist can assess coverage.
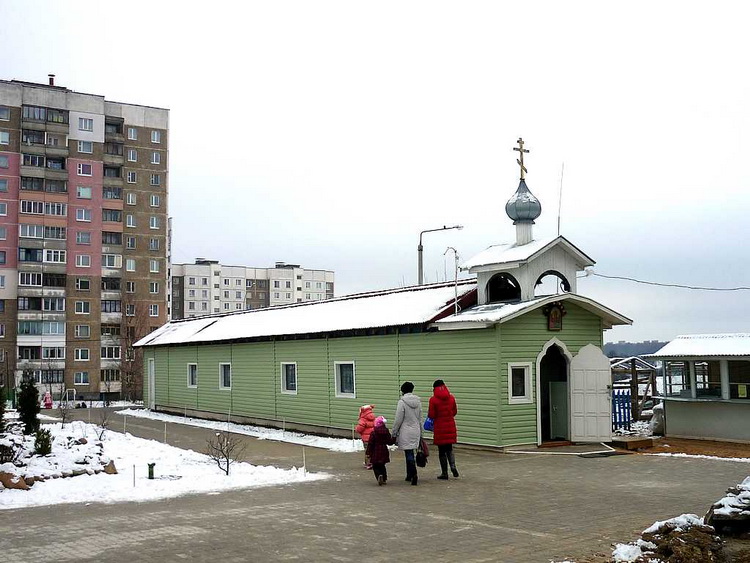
[513,137,529,180]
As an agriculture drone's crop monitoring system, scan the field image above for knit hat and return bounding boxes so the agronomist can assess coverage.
[433,379,445,388]
[400,381,414,394]
[374,416,387,427]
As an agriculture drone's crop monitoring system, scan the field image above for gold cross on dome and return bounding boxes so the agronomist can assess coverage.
[513,137,529,180]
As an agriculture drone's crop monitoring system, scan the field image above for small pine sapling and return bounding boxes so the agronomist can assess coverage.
[35,428,52,456]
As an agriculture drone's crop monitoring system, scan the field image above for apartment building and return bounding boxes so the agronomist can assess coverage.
[0,76,169,401]
[170,259,334,319]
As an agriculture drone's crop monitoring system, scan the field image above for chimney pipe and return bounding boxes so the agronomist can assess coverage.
[48,74,55,86]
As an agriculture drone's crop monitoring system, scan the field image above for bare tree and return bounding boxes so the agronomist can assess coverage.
[205,431,246,476]
[57,381,72,427]
[119,294,148,402]
[97,408,110,440]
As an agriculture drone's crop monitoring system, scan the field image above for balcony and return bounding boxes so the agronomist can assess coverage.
[99,381,122,393]
[101,311,122,323]
[17,286,66,298]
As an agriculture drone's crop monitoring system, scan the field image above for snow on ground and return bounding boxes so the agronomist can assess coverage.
[117,408,363,453]
[646,452,750,463]
[0,420,329,511]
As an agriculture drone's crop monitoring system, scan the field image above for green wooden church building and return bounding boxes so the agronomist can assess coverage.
[137,141,631,448]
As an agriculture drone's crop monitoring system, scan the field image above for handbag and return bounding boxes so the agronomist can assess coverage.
[423,417,434,432]
[415,438,429,468]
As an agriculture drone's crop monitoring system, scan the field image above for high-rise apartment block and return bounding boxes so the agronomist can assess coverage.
[0,77,169,401]
[170,260,334,319]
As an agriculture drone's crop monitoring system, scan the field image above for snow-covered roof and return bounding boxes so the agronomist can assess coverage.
[135,281,476,347]
[432,293,632,331]
[460,235,595,272]
[647,334,750,358]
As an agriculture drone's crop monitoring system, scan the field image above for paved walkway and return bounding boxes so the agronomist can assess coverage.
[2,409,748,562]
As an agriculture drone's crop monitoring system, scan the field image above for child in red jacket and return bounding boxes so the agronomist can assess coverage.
[355,404,376,469]
[366,416,394,485]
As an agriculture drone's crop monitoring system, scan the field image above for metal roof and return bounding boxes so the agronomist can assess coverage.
[647,334,750,358]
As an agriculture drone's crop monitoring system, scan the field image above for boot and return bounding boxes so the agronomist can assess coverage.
[437,451,449,479]
[448,450,459,478]
[406,459,418,486]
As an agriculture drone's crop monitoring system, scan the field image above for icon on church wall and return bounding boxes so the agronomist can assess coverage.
[543,302,566,331]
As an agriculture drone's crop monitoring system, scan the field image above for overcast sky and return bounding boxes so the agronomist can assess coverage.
[2,0,748,343]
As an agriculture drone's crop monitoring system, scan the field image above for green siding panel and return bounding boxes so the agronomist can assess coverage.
[144,301,607,448]
[499,302,604,446]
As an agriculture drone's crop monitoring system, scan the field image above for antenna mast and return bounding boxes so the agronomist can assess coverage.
[557,162,564,236]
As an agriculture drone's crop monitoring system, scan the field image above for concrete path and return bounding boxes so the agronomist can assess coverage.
[2,408,748,562]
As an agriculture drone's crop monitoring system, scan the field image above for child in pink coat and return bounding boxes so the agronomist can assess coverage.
[355,404,376,469]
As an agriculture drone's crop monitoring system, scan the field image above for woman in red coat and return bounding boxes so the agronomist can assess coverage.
[428,379,459,479]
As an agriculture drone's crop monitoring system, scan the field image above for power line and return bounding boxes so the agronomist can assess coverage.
[584,272,750,291]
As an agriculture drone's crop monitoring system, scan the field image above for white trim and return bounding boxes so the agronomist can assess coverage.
[507,362,533,404]
[280,362,297,395]
[334,361,356,398]
[219,362,232,390]
[187,363,198,388]
[534,338,573,446]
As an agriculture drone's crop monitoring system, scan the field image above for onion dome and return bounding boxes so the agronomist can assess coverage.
[505,179,542,224]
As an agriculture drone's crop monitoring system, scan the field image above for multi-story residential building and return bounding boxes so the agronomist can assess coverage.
[170,259,334,319]
[0,76,168,401]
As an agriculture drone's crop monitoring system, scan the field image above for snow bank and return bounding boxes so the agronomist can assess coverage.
[117,408,363,453]
[0,420,329,510]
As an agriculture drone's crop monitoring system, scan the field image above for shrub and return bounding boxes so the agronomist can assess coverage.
[18,378,40,435]
[34,428,52,456]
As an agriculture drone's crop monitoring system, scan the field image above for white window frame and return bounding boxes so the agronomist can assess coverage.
[151,151,161,164]
[151,130,161,143]
[78,117,94,132]
[0,130,9,145]
[127,149,137,162]
[77,140,93,154]
[127,171,137,183]
[149,216,160,229]
[149,304,159,317]
[187,363,198,388]
[150,174,160,186]
[507,362,533,405]
[74,371,89,385]
[0,202,7,216]
[150,194,160,207]
[74,348,90,361]
[126,192,136,205]
[77,163,92,176]
[126,258,136,272]
[334,361,356,398]
[76,208,92,222]
[149,259,159,273]
[77,186,92,199]
[149,281,159,294]
[219,363,231,390]
[75,301,91,314]
[127,127,137,140]
[76,254,91,267]
[74,324,90,338]
[280,362,298,395]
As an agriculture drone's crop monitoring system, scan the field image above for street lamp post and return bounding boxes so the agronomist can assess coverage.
[418,225,463,285]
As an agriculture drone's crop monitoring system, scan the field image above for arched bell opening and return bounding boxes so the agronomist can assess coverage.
[534,270,571,297]
[486,272,521,303]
